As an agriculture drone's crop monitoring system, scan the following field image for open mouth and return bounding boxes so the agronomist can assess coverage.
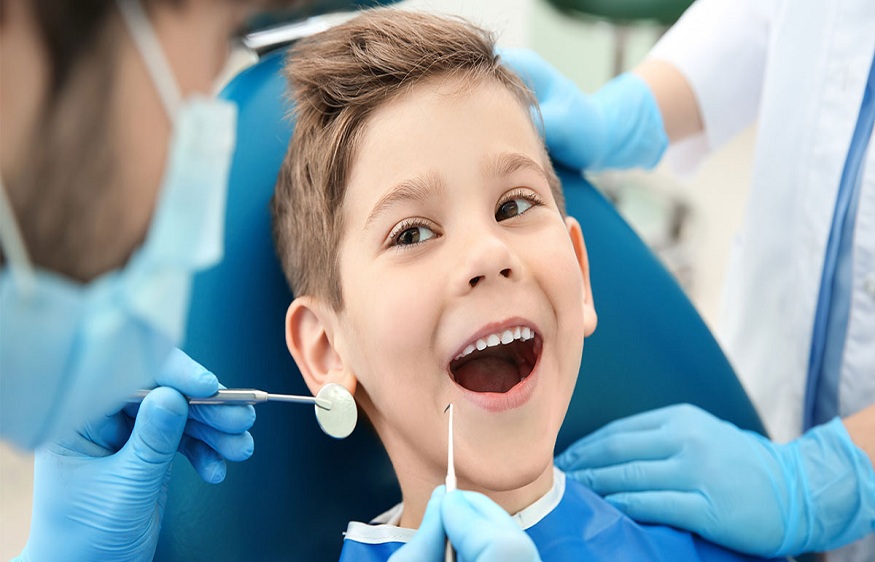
[449,326,542,393]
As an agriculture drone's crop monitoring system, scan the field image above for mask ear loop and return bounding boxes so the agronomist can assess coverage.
[0,177,36,297]
[116,0,183,121]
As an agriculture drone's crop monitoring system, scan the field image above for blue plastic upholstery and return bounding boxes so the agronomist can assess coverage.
[156,47,765,561]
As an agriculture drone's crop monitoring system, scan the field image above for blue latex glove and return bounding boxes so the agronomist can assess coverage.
[499,48,668,172]
[18,348,256,561]
[556,404,875,557]
[389,487,542,562]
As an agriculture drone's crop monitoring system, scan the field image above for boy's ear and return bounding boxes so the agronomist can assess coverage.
[565,216,597,337]
[285,296,357,398]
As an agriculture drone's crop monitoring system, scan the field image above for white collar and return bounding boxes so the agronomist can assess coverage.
[344,467,566,545]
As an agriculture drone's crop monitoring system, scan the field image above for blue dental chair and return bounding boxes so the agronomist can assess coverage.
[156,39,766,562]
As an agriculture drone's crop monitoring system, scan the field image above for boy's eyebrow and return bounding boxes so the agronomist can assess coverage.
[364,172,443,231]
[482,152,550,183]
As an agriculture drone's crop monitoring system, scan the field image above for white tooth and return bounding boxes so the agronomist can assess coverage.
[514,327,522,340]
[486,334,500,347]
[463,344,475,357]
[501,330,514,344]
[522,327,532,340]
[476,338,487,351]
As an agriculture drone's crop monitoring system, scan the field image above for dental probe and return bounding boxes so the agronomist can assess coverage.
[131,388,332,410]
[446,403,456,491]
[445,403,456,562]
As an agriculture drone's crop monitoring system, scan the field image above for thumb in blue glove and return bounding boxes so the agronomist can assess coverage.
[18,348,255,562]
[387,487,450,562]
[443,490,542,562]
[388,486,541,562]
[499,48,667,173]
[556,404,875,557]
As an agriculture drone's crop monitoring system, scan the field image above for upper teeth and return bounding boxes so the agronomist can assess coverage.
[455,326,534,360]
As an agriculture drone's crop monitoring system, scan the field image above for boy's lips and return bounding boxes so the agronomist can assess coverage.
[447,318,542,412]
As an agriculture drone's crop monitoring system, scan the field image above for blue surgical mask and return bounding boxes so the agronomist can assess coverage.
[0,0,237,449]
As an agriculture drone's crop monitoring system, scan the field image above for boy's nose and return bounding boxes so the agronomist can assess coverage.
[456,227,520,294]
[469,268,511,288]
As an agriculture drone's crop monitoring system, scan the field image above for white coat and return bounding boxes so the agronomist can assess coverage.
[650,1,875,560]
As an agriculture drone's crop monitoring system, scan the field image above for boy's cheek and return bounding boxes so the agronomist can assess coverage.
[357,267,441,332]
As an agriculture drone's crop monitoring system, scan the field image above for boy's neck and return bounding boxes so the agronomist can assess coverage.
[396,462,556,529]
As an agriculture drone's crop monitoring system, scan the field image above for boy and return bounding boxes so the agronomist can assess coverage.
[272,9,778,561]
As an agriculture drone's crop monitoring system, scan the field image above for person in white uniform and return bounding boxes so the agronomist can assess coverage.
[503,0,875,560]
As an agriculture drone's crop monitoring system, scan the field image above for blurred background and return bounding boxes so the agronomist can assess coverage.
[0,0,754,556]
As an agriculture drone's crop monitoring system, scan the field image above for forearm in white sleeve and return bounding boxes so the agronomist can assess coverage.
[648,0,779,172]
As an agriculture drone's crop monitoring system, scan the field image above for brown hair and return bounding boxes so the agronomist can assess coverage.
[272,8,563,309]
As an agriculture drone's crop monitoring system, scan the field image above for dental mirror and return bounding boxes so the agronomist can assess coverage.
[315,383,357,439]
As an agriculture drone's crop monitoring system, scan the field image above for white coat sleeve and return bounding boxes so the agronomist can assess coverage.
[647,0,780,173]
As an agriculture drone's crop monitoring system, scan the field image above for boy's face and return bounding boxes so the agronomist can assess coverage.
[292,76,596,500]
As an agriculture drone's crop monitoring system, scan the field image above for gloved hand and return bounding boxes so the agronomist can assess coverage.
[389,486,541,562]
[499,48,668,173]
[556,404,875,557]
[18,348,256,562]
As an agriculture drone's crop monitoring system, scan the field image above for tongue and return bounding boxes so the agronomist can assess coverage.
[453,356,521,393]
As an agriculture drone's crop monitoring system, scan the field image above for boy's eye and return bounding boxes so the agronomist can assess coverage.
[496,197,534,222]
[392,224,436,247]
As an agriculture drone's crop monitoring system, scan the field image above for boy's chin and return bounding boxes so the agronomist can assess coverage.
[458,448,555,496]
[454,456,556,516]
[453,404,566,491]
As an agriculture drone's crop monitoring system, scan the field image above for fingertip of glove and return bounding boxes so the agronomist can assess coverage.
[555,456,586,482]
[440,490,470,524]
[553,449,574,470]
[192,370,219,397]
[128,388,189,459]
[145,386,189,419]
[566,469,595,488]
[239,432,255,460]
[201,369,219,385]
[205,460,227,484]
[603,493,634,513]
[243,404,257,428]
[428,485,447,503]
[443,489,477,512]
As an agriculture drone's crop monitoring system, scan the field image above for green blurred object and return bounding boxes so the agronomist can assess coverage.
[544,0,694,74]
[546,0,693,26]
